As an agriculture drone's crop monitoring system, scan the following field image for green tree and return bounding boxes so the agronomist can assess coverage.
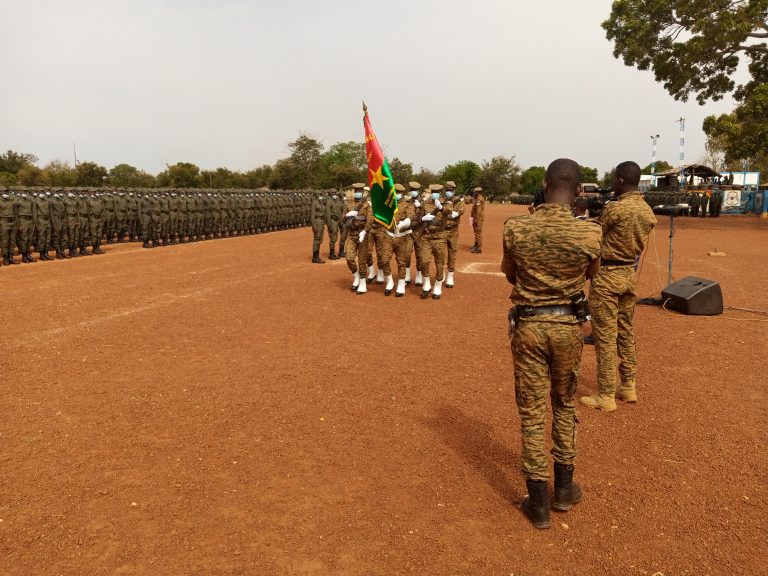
[477,156,520,197]
[412,167,438,187]
[41,160,77,186]
[15,165,43,186]
[387,157,414,186]
[318,141,366,188]
[109,163,156,188]
[579,165,599,184]
[641,160,674,174]
[441,160,482,193]
[520,166,546,194]
[157,162,202,188]
[601,169,616,189]
[603,0,768,105]
[74,161,109,187]
[240,165,273,189]
[201,167,239,189]
[287,133,324,189]
[0,150,38,174]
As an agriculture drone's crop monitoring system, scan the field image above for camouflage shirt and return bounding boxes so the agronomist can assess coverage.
[598,191,656,263]
[502,203,602,311]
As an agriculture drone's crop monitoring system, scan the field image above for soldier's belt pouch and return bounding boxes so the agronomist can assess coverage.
[515,305,575,319]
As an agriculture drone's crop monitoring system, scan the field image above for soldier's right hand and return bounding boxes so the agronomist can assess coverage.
[346,210,358,218]
[421,214,435,222]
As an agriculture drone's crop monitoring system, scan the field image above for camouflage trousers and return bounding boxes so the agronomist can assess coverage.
[419,233,447,281]
[472,218,483,249]
[89,216,103,246]
[446,229,460,272]
[392,233,414,279]
[371,227,393,276]
[312,222,325,251]
[37,220,51,252]
[590,265,638,396]
[339,222,348,252]
[345,232,369,275]
[512,318,582,481]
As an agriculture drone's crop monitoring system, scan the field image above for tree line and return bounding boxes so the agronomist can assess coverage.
[0,137,607,196]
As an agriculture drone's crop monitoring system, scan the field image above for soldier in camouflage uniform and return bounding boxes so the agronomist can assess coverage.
[0,187,19,265]
[326,190,342,260]
[368,183,400,295]
[87,192,106,254]
[469,186,486,253]
[390,183,417,297]
[418,184,450,300]
[443,180,464,288]
[344,184,371,293]
[35,190,53,260]
[310,191,327,263]
[50,189,67,258]
[103,190,117,243]
[408,182,424,286]
[580,161,656,412]
[16,188,38,262]
[502,158,602,529]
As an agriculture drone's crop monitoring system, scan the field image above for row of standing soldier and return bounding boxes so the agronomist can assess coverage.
[0,186,312,265]
[310,181,486,299]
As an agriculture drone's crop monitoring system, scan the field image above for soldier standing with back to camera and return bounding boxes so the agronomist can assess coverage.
[580,161,656,412]
[0,186,19,265]
[502,158,602,529]
[326,189,342,260]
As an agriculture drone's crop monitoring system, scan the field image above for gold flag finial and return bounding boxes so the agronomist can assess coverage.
[362,101,368,114]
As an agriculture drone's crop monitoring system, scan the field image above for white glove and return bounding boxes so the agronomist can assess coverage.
[345,210,358,218]
[421,214,435,222]
[435,200,442,210]
[450,211,459,219]
[397,218,411,230]
[358,230,366,242]
[414,200,420,208]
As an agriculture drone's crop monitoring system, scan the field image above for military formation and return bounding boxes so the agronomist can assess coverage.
[643,190,725,217]
[0,186,312,265]
[309,181,486,300]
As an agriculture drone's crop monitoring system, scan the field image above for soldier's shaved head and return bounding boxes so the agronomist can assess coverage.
[615,161,641,186]
[544,158,580,204]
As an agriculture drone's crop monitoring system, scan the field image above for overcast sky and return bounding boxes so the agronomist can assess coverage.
[1,0,740,176]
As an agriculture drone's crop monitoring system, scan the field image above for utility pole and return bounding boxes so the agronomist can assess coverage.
[650,134,660,187]
[73,142,78,166]
[676,117,686,188]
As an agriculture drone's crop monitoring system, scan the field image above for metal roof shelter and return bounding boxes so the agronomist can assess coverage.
[654,164,722,187]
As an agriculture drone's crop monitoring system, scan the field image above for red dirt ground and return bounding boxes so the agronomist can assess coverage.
[1,205,767,576]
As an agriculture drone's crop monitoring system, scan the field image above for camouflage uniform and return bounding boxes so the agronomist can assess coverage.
[471,190,486,251]
[391,195,417,295]
[16,191,38,261]
[419,191,450,298]
[35,192,53,259]
[502,203,601,481]
[444,190,465,285]
[0,189,18,264]
[326,193,343,258]
[344,197,370,276]
[585,191,656,409]
[310,194,327,256]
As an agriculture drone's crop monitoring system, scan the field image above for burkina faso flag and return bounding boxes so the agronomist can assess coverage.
[363,103,397,228]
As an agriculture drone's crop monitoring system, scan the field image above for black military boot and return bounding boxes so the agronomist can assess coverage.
[328,248,338,260]
[2,256,9,265]
[23,252,36,263]
[553,462,582,512]
[79,246,90,256]
[93,243,105,255]
[59,248,69,259]
[521,479,551,529]
[8,253,18,264]
[338,249,346,258]
[312,250,325,264]
[69,246,79,258]
[39,250,50,261]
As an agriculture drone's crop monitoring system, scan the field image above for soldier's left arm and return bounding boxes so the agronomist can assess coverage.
[500,222,517,284]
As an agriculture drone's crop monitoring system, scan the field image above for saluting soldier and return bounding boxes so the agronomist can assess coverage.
[443,180,465,288]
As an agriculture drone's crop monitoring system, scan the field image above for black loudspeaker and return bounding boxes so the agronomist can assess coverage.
[661,276,723,315]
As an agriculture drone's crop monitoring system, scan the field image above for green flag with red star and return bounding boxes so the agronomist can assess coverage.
[363,103,397,228]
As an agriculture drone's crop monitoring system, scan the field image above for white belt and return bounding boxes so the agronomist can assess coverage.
[386,229,412,239]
